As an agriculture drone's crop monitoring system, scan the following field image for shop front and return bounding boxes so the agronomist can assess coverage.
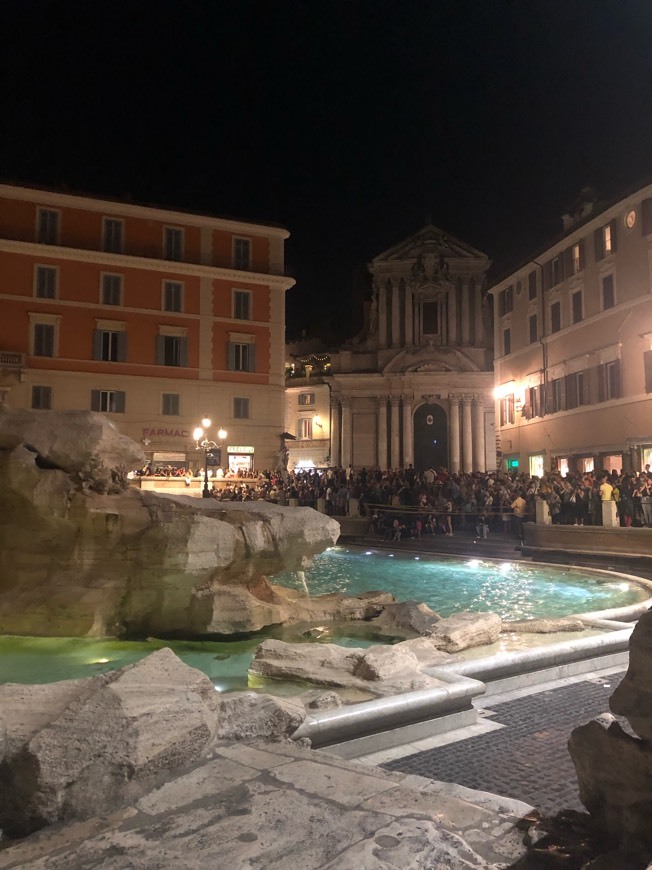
[226,445,255,475]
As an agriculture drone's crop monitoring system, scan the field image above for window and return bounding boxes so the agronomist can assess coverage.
[164,227,183,261]
[566,370,586,409]
[298,392,315,406]
[228,340,256,372]
[499,286,513,316]
[90,389,125,413]
[33,323,54,357]
[31,386,52,410]
[572,242,583,274]
[156,335,188,367]
[103,218,123,253]
[551,256,563,286]
[605,360,620,400]
[645,350,652,393]
[528,385,542,418]
[571,290,583,324]
[37,208,59,244]
[552,377,565,412]
[503,328,511,355]
[233,397,250,419]
[529,314,537,344]
[233,238,252,270]
[595,220,617,260]
[162,393,180,416]
[550,301,561,333]
[101,274,123,306]
[93,329,126,362]
[602,274,615,310]
[163,281,183,312]
[298,417,313,438]
[528,270,537,300]
[35,265,57,299]
[499,394,515,426]
[233,290,251,320]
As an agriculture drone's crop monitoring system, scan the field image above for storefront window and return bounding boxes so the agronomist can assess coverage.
[529,454,545,477]
[603,454,622,474]
[228,453,253,475]
[579,456,595,473]
[556,457,570,477]
[642,447,652,469]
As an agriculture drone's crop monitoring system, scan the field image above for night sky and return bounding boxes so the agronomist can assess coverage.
[3,0,652,340]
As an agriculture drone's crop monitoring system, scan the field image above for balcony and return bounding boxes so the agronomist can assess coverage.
[0,351,26,369]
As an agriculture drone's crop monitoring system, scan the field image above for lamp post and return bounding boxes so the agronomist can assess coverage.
[193,417,227,498]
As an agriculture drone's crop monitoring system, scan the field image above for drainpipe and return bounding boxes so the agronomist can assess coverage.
[533,259,547,419]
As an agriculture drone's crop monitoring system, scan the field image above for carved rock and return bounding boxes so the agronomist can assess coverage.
[430,611,502,653]
[502,617,586,634]
[568,713,652,851]
[0,410,339,637]
[0,649,219,838]
[610,609,652,740]
[216,692,306,741]
[370,600,441,635]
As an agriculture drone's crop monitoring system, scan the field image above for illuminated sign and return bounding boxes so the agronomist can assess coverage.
[227,445,255,454]
[142,428,190,438]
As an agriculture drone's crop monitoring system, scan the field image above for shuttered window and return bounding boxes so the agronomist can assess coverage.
[227,341,256,372]
[90,390,126,413]
[35,266,57,298]
[550,301,561,333]
[31,386,52,409]
[156,335,188,367]
[93,330,127,362]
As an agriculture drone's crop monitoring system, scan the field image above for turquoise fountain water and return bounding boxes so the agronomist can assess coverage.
[1,547,646,689]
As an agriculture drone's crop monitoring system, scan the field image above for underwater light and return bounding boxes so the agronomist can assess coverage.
[89,658,110,664]
[467,559,480,568]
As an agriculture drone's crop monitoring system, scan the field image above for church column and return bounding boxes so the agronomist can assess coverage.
[391,284,400,347]
[402,396,413,466]
[473,281,484,346]
[449,395,460,473]
[461,283,470,345]
[405,284,413,346]
[378,281,388,349]
[390,396,400,468]
[473,396,486,471]
[330,397,341,467]
[340,396,353,468]
[447,284,457,346]
[461,395,473,472]
[377,396,388,469]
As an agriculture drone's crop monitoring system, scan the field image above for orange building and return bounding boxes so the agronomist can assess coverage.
[0,183,294,473]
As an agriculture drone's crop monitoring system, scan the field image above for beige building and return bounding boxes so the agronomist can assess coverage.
[0,183,294,474]
[322,225,495,472]
[284,349,332,470]
[489,183,652,476]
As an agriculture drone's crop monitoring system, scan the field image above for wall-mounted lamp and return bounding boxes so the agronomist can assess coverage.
[313,415,323,429]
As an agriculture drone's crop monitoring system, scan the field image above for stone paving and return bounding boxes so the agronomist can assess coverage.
[382,672,625,815]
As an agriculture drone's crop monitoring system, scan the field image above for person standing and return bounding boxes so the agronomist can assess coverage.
[511,490,527,543]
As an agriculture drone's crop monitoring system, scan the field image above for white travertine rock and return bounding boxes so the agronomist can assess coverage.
[353,644,420,681]
[249,639,366,688]
[0,410,340,637]
[502,617,585,633]
[371,599,441,635]
[430,611,502,653]
[216,692,306,741]
[0,649,219,838]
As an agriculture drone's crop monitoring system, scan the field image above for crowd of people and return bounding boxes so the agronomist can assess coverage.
[194,463,652,539]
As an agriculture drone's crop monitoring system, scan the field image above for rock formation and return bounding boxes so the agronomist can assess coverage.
[0,408,339,638]
[0,649,314,839]
[568,609,652,857]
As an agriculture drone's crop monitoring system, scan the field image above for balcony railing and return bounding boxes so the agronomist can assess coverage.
[0,351,26,368]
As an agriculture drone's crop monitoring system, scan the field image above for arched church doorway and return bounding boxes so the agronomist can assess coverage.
[413,403,448,471]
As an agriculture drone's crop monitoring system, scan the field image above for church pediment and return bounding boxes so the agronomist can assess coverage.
[372,224,488,265]
[383,346,482,375]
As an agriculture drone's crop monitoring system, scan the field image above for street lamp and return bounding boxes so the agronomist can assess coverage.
[193,417,227,498]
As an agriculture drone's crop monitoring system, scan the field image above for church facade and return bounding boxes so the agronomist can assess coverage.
[326,225,496,472]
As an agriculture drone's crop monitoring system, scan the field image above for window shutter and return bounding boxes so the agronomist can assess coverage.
[545,382,554,414]
[582,370,590,405]
[597,364,606,402]
[227,342,236,371]
[645,350,652,393]
[498,292,505,317]
[90,390,101,412]
[558,377,566,411]
[566,373,577,409]
[92,330,103,361]
[564,247,573,276]
[610,218,618,253]
[156,335,165,365]
[594,228,604,261]
[542,261,552,291]
[248,343,256,372]
[117,332,127,362]
[578,239,585,270]
[612,359,621,399]
[115,391,126,413]
[179,337,188,367]
[642,199,652,236]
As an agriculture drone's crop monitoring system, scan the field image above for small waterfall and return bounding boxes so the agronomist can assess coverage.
[297,570,310,597]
